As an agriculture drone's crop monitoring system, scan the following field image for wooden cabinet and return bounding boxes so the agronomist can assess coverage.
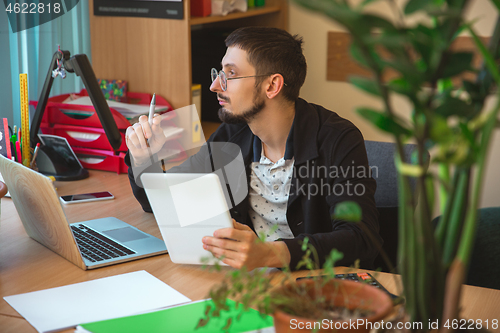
[88,0,288,113]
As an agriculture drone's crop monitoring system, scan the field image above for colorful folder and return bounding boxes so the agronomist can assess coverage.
[78,299,274,333]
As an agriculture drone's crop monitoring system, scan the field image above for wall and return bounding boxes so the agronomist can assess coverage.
[0,9,13,124]
[0,0,91,126]
[289,0,500,210]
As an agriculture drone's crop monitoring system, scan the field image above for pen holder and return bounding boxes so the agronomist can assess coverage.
[36,145,89,181]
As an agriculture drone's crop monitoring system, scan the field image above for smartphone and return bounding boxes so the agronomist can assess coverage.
[60,191,114,204]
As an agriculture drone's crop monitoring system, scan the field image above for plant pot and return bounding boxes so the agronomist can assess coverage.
[273,279,393,333]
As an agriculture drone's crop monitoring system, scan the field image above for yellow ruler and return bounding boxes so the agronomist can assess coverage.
[20,73,31,167]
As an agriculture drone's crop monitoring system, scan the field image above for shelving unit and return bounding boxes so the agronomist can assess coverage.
[88,0,287,107]
[88,0,288,143]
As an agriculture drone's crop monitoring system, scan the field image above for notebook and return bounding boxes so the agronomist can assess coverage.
[0,154,167,270]
[76,298,274,333]
[140,173,233,265]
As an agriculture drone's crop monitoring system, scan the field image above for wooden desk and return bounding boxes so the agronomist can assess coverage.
[1,171,499,332]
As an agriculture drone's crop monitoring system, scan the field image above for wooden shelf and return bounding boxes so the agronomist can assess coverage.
[89,0,287,129]
[190,6,281,26]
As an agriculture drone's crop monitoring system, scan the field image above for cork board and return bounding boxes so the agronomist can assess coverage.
[327,31,490,84]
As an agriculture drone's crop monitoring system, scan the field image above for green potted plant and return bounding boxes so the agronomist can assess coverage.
[198,208,395,332]
[292,0,500,330]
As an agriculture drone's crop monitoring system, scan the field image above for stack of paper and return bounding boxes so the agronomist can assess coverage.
[3,271,191,333]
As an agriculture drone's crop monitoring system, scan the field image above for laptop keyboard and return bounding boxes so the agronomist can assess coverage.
[71,225,136,263]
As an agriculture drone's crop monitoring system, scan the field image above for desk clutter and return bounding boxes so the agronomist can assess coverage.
[0,74,37,169]
[29,89,186,174]
[0,119,36,167]
[3,271,191,333]
[97,79,128,102]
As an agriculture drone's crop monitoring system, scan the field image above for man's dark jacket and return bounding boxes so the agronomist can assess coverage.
[126,98,381,270]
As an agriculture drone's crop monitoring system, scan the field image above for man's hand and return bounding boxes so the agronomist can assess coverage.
[202,220,291,270]
[125,114,167,166]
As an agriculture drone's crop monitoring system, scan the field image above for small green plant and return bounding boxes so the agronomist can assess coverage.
[197,201,394,332]
[293,0,500,330]
[197,242,345,331]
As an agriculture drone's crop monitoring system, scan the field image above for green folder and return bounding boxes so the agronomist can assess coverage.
[79,299,274,333]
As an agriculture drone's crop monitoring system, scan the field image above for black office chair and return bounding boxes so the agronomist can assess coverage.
[433,207,500,290]
[464,207,500,289]
[364,140,426,273]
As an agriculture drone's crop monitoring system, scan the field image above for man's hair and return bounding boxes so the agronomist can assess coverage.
[225,27,307,102]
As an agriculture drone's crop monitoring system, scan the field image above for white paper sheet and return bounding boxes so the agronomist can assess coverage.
[4,270,191,333]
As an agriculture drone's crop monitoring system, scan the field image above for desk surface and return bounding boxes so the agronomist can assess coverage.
[1,170,499,332]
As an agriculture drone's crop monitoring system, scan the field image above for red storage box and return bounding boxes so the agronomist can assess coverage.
[73,141,188,174]
[46,124,128,152]
[29,89,175,130]
[31,98,129,130]
[73,147,128,174]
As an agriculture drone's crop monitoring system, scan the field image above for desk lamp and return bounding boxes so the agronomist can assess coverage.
[30,49,122,180]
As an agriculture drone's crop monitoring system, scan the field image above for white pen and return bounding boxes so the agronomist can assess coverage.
[145,93,156,148]
[148,93,156,125]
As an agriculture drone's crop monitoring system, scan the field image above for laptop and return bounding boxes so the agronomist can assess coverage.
[0,155,167,270]
[140,173,233,265]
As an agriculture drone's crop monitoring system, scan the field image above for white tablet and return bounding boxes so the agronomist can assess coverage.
[140,173,233,265]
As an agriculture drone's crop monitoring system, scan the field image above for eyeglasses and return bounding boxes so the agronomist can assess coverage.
[211,68,272,91]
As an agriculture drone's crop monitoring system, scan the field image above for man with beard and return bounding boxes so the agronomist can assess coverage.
[125,27,380,271]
